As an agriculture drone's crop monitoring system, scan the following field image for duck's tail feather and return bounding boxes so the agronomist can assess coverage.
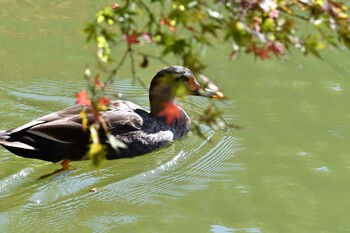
[0,140,36,150]
[0,130,36,150]
[0,130,8,140]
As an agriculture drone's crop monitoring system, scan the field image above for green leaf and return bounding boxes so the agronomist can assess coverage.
[83,22,97,43]
[303,34,326,58]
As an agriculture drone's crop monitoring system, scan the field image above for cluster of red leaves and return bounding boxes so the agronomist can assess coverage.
[76,91,110,107]
[230,42,285,60]
[245,42,285,60]
[76,74,111,111]
[122,33,153,46]
[157,102,182,125]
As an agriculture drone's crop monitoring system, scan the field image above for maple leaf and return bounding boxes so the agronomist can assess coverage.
[157,102,182,125]
[97,96,110,111]
[123,33,141,46]
[256,48,271,59]
[251,44,271,59]
[76,90,92,106]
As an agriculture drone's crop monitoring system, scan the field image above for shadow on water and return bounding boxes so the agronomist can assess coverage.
[0,79,239,231]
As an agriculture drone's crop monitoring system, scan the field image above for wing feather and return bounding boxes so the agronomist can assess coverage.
[3,101,146,144]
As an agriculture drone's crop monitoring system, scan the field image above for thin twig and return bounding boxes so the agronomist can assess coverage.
[135,0,157,29]
[103,48,129,86]
[128,47,137,82]
[135,51,171,66]
[128,47,148,88]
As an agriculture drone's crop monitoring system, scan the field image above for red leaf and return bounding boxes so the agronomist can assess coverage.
[95,96,110,111]
[256,48,271,59]
[123,33,141,46]
[94,75,106,89]
[251,44,271,60]
[157,102,182,125]
[160,18,169,25]
[76,90,92,106]
[98,96,110,106]
[267,42,285,56]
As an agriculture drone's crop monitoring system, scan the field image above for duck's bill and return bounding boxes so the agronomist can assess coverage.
[187,75,224,98]
[195,88,224,99]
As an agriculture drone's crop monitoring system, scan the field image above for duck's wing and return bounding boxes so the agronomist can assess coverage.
[1,105,92,148]
[0,101,145,150]
[103,100,144,133]
[9,104,89,134]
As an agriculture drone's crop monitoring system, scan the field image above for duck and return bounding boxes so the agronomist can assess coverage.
[0,66,223,171]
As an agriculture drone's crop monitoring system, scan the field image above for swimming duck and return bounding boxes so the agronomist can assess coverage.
[0,66,223,170]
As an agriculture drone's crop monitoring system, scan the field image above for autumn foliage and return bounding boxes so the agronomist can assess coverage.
[81,0,350,130]
[84,0,350,73]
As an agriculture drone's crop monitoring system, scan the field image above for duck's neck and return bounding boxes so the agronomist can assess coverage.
[149,80,175,117]
[149,92,175,117]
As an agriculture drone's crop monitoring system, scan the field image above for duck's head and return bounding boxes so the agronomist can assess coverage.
[149,66,223,117]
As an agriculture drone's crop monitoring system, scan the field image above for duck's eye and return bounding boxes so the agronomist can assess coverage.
[187,76,200,91]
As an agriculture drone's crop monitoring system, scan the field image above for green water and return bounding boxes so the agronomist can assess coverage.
[1,1,350,233]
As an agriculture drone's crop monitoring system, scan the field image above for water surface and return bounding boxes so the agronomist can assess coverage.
[1,1,350,233]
